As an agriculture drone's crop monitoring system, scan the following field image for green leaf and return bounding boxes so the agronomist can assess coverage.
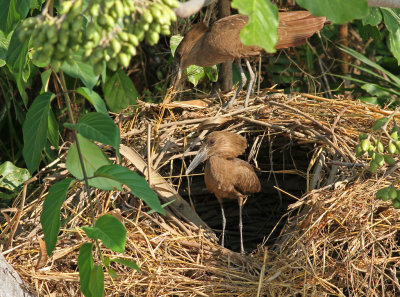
[76,87,108,115]
[6,24,29,104]
[357,23,382,41]
[186,65,206,86]
[362,7,382,26]
[23,92,54,173]
[111,258,140,272]
[64,112,120,156]
[338,45,400,86]
[82,214,126,253]
[170,35,182,56]
[47,109,59,149]
[204,66,218,82]
[0,161,30,191]
[61,49,99,90]
[231,0,278,53]
[89,265,104,297]
[381,8,400,34]
[171,35,217,85]
[102,69,139,112]
[40,178,76,256]
[78,243,94,297]
[373,117,388,131]
[106,268,118,279]
[0,0,30,34]
[65,134,123,191]
[30,0,46,9]
[297,0,368,24]
[359,97,378,105]
[40,69,52,94]
[388,29,400,66]
[0,30,11,67]
[361,83,392,97]
[94,164,164,214]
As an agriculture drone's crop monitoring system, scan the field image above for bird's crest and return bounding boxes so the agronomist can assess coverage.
[206,131,247,158]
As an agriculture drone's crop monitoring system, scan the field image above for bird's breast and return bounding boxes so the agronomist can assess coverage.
[204,156,261,201]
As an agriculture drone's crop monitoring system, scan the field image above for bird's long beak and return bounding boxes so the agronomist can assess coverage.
[186,146,209,174]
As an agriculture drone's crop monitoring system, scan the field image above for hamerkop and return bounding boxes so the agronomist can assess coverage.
[186,131,261,254]
[173,12,326,108]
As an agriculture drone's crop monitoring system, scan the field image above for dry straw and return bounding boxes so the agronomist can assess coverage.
[3,92,400,296]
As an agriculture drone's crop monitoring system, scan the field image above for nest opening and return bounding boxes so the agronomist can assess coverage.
[180,131,314,253]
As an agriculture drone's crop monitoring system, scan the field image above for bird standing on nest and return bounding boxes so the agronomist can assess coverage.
[173,12,326,108]
[186,131,261,254]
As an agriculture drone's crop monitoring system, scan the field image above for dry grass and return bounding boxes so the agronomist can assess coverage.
[2,91,400,296]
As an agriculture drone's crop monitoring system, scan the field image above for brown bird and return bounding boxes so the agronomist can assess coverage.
[186,131,261,254]
[173,12,326,108]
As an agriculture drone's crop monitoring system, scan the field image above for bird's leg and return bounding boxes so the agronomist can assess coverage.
[238,196,245,255]
[244,59,255,108]
[226,59,247,109]
[219,200,226,248]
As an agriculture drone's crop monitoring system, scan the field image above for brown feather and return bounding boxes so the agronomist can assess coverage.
[205,131,247,159]
[196,131,261,202]
[174,12,326,70]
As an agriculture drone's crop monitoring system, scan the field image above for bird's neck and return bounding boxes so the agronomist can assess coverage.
[181,36,213,68]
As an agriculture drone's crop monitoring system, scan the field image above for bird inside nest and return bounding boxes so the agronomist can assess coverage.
[186,130,261,254]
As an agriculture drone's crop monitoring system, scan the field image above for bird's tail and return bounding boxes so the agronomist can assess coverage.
[275,11,327,49]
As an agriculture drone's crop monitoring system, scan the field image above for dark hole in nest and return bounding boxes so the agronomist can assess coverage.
[179,132,314,253]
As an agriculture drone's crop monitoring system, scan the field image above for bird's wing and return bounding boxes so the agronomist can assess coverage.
[276,11,326,49]
[231,159,261,195]
[206,15,261,60]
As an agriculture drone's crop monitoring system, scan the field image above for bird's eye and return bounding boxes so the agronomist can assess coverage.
[209,139,215,146]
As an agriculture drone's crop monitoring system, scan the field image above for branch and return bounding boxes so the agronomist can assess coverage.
[174,0,216,18]
[368,0,400,8]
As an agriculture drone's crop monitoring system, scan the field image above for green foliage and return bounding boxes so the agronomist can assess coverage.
[0,31,11,67]
[0,161,30,191]
[0,0,30,34]
[76,88,108,115]
[231,0,278,53]
[94,164,165,214]
[102,69,139,112]
[111,258,140,271]
[64,112,120,156]
[60,49,100,90]
[82,214,127,253]
[78,243,94,297]
[89,265,104,297]
[355,114,400,209]
[373,117,388,131]
[297,0,368,24]
[6,24,30,103]
[41,178,76,255]
[337,45,400,106]
[65,134,123,190]
[22,92,54,173]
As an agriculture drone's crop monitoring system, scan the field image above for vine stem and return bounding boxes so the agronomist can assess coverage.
[58,70,104,261]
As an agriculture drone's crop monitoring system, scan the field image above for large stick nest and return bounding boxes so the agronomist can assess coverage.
[3,92,400,296]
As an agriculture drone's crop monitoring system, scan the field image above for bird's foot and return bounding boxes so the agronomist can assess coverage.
[222,101,234,110]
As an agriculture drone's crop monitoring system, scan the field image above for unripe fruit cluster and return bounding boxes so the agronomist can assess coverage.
[376,186,400,209]
[355,132,397,174]
[19,0,179,75]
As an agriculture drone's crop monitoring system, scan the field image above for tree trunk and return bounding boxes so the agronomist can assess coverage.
[0,254,35,297]
[217,0,232,92]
